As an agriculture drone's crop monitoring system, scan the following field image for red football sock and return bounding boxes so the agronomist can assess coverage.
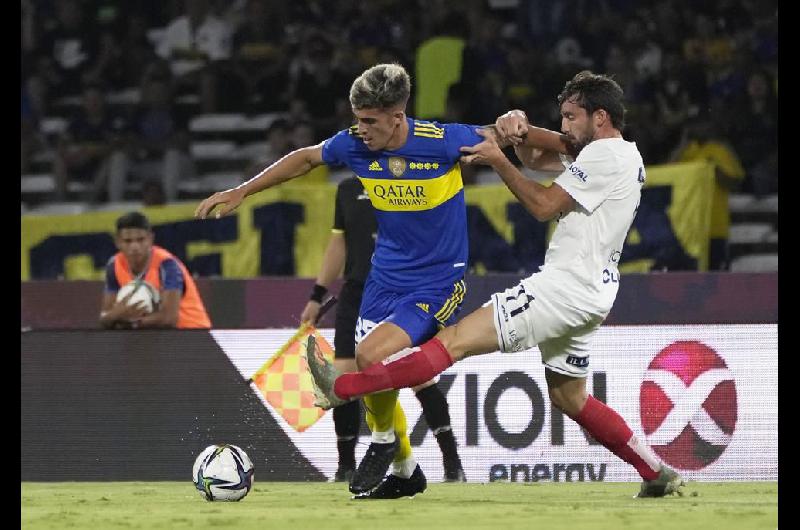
[334,338,454,400]
[573,395,661,481]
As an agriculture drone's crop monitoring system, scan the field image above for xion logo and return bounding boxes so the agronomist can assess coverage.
[639,341,737,470]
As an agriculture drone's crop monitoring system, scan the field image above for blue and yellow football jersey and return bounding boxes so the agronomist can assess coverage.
[322,117,483,289]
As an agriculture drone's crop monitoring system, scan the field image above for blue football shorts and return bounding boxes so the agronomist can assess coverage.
[355,278,466,346]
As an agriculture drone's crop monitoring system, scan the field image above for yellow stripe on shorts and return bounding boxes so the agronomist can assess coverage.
[435,279,466,324]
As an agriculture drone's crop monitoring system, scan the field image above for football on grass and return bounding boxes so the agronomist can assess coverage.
[192,444,254,502]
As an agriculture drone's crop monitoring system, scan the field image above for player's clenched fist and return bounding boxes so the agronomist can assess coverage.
[495,109,529,145]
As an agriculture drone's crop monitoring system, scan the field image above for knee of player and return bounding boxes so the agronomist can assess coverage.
[355,349,381,370]
[435,326,463,360]
[333,358,358,374]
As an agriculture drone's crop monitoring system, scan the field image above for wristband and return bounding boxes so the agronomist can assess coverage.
[309,284,328,303]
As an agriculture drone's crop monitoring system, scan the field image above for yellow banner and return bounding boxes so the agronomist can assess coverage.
[620,160,715,272]
[467,161,715,272]
[20,162,714,279]
[21,183,336,280]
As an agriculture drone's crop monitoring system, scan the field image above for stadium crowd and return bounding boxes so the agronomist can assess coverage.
[21,0,777,194]
[21,0,777,273]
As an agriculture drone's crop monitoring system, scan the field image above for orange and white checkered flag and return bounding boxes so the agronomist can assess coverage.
[249,323,335,432]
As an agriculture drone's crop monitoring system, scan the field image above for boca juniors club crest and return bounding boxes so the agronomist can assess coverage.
[388,157,406,177]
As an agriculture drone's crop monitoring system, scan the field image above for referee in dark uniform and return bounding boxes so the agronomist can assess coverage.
[301,176,466,483]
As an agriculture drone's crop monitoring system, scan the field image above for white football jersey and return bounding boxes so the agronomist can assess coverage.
[541,138,644,312]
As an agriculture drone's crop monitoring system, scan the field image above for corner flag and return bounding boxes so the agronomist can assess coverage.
[249,323,336,432]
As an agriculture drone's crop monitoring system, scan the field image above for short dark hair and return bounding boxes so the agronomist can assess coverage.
[116,211,151,232]
[557,71,626,131]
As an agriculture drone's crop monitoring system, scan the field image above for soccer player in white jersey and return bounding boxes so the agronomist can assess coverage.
[307,71,686,498]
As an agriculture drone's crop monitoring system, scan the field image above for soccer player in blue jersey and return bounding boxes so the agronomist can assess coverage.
[196,63,486,498]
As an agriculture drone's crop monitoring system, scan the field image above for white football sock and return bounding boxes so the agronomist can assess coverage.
[371,430,395,444]
[391,456,417,479]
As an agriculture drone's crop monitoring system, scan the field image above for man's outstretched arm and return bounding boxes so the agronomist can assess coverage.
[195,144,325,219]
[490,110,576,171]
[461,129,575,222]
[494,109,573,153]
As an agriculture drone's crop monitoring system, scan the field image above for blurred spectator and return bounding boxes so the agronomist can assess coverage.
[603,42,637,99]
[34,0,98,97]
[285,97,313,126]
[291,121,316,148]
[21,0,36,55]
[81,4,158,94]
[346,2,401,69]
[623,101,668,165]
[729,68,778,196]
[652,52,696,163]
[650,1,685,55]
[100,211,211,329]
[548,35,595,105]
[751,9,778,67]
[459,13,508,124]
[241,118,328,183]
[21,84,42,174]
[684,13,734,67]
[227,0,290,112]
[83,27,126,91]
[284,0,330,30]
[243,118,293,176]
[100,14,162,92]
[707,55,747,113]
[125,74,197,202]
[156,0,232,113]
[24,40,56,120]
[53,83,129,202]
[670,117,746,270]
[291,121,328,183]
[518,0,570,46]
[621,18,663,104]
[142,181,167,206]
[288,36,350,139]
[553,36,593,70]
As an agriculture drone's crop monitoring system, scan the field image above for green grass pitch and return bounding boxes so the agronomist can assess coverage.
[22,481,777,530]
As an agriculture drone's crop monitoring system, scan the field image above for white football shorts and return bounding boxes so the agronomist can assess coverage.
[488,270,608,378]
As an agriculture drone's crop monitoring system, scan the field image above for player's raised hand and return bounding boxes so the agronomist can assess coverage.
[495,110,529,145]
[195,187,247,219]
[460,128,505,166]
